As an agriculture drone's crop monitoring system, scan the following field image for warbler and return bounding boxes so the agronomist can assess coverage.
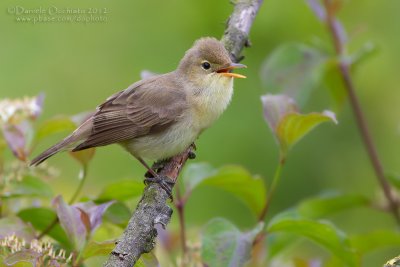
[31,37,246,181]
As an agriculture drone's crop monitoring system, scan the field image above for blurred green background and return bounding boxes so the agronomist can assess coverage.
[1,0,400,265]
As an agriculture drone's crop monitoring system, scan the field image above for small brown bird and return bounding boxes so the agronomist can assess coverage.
[31,37,246,183]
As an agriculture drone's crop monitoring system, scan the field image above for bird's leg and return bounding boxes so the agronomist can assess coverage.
[136,157,158,178]
[135,156,174,200]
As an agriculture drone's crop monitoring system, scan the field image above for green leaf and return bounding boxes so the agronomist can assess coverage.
[136,252,159,267]
[181,162,216,195]
[276,111,337,155]
[261,94,337,156]
[2,175,53,199]
[297,193,370,219]
[324,256,345,267]
[97,180,144,202]
[34,116,76,144]
[201,218,263,267]
[322,59,348,110]
[267,212,358,267]
[350,230,400,255]
[182,164,267,216]
[103,201,131,227]
[260,43,326,107]
[0,137,6,172]
[82,240,115,259]
[201,166,267,216]
[17,207,71,249]
[3,250,40,267]
[266,233,298,259]
[0,137,7,154]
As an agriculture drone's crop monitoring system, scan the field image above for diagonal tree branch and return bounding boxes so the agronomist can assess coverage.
[103,1,263,266]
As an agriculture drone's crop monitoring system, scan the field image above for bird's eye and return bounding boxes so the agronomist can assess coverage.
[201,61,211,70]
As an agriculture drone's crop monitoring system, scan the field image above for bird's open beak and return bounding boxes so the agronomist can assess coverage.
[217,63,247,79]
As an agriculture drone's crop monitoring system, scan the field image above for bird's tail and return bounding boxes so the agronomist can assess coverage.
[30,118,93,166]
[30,136,75,166]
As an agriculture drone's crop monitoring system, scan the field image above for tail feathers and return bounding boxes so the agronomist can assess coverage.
[30,117,93,166]
[30,136,75,166]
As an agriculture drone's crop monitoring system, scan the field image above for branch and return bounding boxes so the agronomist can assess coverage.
[222,0,264,62]
[104,1,263,266]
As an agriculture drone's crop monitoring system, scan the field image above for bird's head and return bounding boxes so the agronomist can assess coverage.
[177,37,246,88]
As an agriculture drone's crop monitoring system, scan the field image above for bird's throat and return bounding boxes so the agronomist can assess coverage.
[189,75,234,130]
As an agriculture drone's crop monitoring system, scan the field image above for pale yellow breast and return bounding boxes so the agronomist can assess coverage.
[189,75,234,131]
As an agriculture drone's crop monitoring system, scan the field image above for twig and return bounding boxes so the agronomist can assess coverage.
[322,0,400,223]
[103,1,264,266]
[253,156,284,249]
[258,157,284,222]
[69,165,88,203]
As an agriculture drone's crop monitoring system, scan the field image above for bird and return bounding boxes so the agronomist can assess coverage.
[30,37,246,189]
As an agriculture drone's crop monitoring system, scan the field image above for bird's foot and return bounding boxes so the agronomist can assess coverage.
[151,159,170,173]
[144,176,175,201]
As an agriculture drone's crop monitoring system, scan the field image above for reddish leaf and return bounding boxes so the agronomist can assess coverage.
[82,240,116,259]
[52,195,87,250]
[2,121,31,161]
[52,197,114,250]
[77,207,91,237]
[261,94,298,131]
[74,201,115,232]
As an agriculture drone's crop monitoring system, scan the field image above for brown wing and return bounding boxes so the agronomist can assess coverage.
[73,74,188,151]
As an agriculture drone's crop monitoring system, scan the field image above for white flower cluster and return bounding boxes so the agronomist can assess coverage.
[0,95,43,125]
[0,234,72,264]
